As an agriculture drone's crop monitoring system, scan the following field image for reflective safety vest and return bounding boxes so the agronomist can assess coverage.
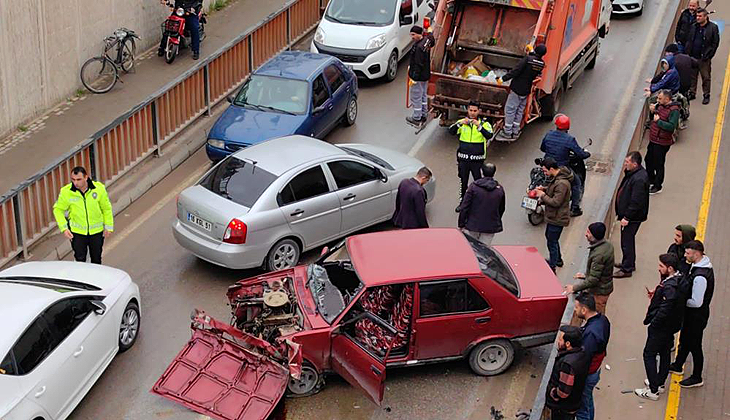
[53,180,114,235]
[456,119,492,160]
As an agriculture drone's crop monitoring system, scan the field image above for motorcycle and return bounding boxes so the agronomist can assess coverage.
[161,1,207,64]
[522,138,592,226]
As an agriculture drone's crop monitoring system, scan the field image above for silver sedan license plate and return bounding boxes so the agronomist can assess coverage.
[187,213,212,231]
[521,196,538,211]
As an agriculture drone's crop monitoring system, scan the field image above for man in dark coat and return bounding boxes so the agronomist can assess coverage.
[667,224,696,274]
[614,151,650,278]
[496,44,546,140]
[406,26,434,126]
[393,167,432,229]
[546,325,592,420]
[635,253,685,401]
[665,43,699,97]
[457,163,505,245]
[675,0,699,51]
[684,9,721,104]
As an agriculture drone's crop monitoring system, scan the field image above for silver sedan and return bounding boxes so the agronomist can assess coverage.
[173,135,436,271]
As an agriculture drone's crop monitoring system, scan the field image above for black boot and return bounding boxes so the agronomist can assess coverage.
[193,51,200,60]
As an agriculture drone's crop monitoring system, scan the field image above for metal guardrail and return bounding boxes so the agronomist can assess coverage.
[529,1,685,418]
[0,0,327,266]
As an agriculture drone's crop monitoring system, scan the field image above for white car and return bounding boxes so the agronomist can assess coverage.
[311,0,434,81]
[0,262,141,420]
[611,0,644,15]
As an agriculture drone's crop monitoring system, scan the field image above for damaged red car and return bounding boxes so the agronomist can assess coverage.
[152,228,567,420]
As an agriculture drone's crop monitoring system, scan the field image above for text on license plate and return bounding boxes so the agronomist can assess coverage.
[187,213,212,231]
[521,196,538,210]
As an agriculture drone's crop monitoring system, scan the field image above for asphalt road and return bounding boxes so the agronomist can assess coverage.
[67,2,675,419]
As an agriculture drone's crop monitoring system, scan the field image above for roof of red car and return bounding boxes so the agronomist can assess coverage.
[347,228,482,286]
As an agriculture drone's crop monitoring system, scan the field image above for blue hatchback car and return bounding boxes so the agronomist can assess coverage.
[206,51,359,161]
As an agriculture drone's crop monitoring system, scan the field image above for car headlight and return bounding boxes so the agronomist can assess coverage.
[176,7,184,16]
[365,34,387,50]
[314,27,326,44]
[207,139,225,149]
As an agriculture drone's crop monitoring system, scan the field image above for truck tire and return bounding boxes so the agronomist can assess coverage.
[540,84,563,120]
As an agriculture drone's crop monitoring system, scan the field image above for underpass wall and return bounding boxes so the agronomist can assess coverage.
[0,0,211,139]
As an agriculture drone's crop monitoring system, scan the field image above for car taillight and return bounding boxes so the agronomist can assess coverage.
[223,218,247,244]
[423,17,431,31]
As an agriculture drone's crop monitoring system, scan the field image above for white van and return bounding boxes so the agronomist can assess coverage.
[311,0,433,82]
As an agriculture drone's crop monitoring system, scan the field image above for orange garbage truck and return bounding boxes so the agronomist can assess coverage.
[428,0,612,139]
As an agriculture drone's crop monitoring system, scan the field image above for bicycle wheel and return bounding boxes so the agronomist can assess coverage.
[120,38,136,73]
[80,56,118,94]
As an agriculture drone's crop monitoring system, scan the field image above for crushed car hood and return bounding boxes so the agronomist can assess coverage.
[151,310,301,420]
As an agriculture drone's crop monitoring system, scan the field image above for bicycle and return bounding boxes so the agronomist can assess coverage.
[80,28,139,94]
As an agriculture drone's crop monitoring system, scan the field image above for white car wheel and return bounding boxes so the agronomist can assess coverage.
[119,301,140,352]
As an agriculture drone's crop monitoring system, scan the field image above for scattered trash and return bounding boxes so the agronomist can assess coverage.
[625,358,637,361]
[621,389,634,394]
[530,374,537,378]
[354,405,360,409]
[384,407,392,413]
[605,364,611,370]
[516,409,531,420]
[490,406,505,420]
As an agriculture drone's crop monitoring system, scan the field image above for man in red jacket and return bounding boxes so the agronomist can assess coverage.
[646,90,680,195]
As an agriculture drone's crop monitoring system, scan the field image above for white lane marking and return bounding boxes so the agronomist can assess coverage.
[408,120,438,157]
[105,164,210,253]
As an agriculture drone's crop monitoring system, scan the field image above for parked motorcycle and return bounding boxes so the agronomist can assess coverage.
[522,138,592,226]
[161,1,207,64]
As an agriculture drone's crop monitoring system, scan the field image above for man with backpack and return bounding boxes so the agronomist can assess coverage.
[646,90,680,195]
[635,254,685,400]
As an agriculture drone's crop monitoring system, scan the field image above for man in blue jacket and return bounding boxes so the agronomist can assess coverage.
[540,114,591,217]
[644,56,680,97]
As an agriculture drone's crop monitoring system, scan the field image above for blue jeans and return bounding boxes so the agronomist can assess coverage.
[576,370,601,420]
[545,223,563,269]
[159,14,200,53]
[571,171,583,211]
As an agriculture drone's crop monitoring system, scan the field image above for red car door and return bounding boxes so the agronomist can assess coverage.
[330,313,395,405]
[414,278,492,360]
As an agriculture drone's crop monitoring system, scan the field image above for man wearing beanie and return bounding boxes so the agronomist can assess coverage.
[406,25,434,126]
[496,44,546,141]
[665,43,698,98]
[566,222,615,314]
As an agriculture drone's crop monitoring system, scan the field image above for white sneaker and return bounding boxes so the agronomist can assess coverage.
[644,378,666,394]
[635,387,659,401]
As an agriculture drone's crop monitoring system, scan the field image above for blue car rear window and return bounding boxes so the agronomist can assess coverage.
[200,156,277,207]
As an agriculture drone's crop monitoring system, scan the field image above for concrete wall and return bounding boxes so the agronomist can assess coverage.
[0,0,211,138]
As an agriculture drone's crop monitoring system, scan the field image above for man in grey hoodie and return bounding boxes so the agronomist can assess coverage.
[457,163,505,245]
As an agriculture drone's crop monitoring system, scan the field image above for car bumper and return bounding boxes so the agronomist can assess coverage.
[311,42,391,79]
[172,219,269,269]
[611,2,642,14]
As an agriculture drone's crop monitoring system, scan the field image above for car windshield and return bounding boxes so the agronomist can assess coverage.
[199,156,277,207]
[325,0,396,26]
[307,240,363,323]
[464,234,520,297]
[234,75,308,115]
[338,146,395,170]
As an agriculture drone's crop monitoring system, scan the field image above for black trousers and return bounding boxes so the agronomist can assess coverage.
[457,159,483,199]
[643,328,673,393]
[71,232,104,264]
[674,315,707,379]
[619,221,642,272]
[549,408,576,420]
[646,142,671,189]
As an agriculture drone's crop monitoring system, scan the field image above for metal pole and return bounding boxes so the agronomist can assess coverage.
[13,194,30,260]
[204,64,212,117]
[90,141,99,180]
[286,9,291,45]
[151,101,163,157]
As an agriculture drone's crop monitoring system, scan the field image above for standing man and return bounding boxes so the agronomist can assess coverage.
[406,26,434,126]
[566,222,614,315]
[53,166,114,264]
[665,44,699,98]
[667,224,696,274]
[646,90,680,195]
[613,151,650,278]
[675,0,699,53]
[457,163,505,245]
[670,240,715,388]
[571,293,610,420]
[158,0,203,60]
[540,114,591,217]
[546,325,591,420]
[534,157,572,271]
[635,253,685,401]
[392,167,432,229]
[449,101,494,209]
[495,44,547,141]
[684,8,720,104]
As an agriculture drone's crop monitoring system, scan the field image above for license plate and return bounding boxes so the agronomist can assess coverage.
[521,196,538,211]
[187,213,212,231]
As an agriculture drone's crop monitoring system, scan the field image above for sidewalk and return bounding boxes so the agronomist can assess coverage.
[590,5,730,420]
[0,0,289,197]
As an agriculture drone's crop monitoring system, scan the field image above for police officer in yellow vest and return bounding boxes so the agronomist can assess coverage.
[53,166,113,264]
[449,101,494,211]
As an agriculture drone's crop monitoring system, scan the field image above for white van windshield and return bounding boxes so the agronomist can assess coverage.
[325,0,396,26]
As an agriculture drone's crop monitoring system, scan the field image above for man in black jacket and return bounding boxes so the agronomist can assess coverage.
[495,44,546,141]
[393,167,431,229]
[684,9,721,104]
[614,151,650,278]
[635,253,684,401]
[665,44,699,97]
[667,224,696,274]
[546,325,591,420]
[675,0,699,51]
[407,26,434,126]
[457,163,505,245]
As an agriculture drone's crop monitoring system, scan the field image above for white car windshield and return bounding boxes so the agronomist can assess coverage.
[234,75,308,115]
[325,0,397,26]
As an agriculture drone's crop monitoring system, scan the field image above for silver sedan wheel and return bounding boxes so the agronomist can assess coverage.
[120,307,139,347]
[271,241,299,270]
